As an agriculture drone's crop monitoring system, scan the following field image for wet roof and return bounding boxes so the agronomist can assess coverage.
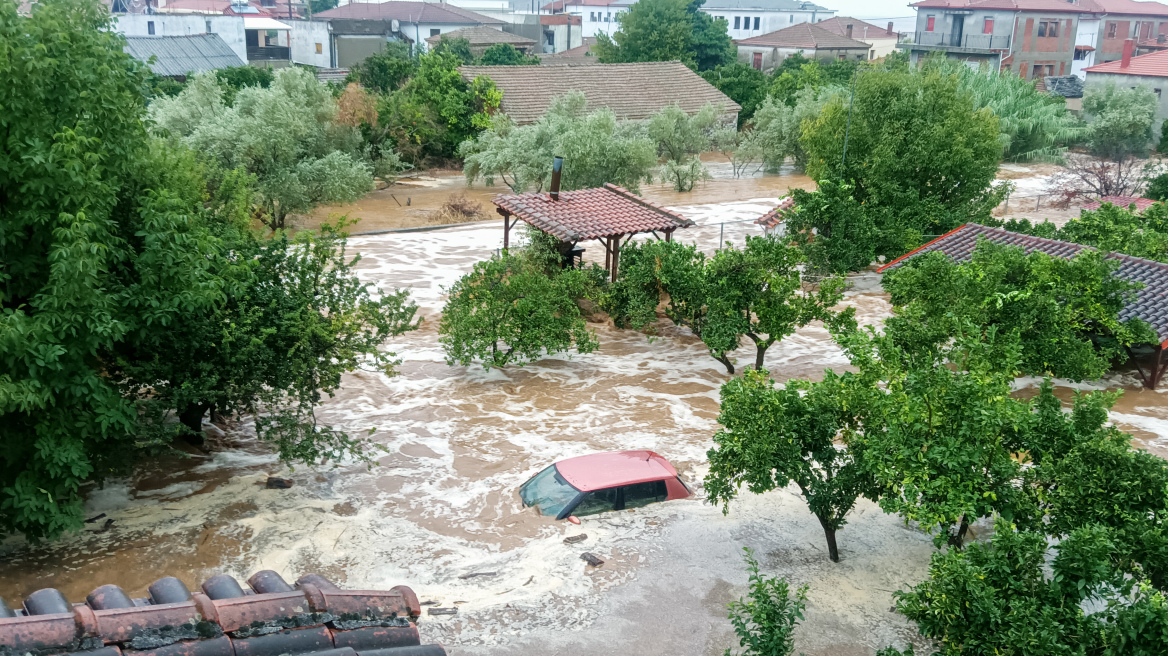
[1081,196,1158,211]
[755,196,796,229]
[493,183,694,241]
[123,34,245,77]
[878,223,1168,345]
[555,451,679,492]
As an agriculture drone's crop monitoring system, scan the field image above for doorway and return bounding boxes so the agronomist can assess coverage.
[951,15,964,46]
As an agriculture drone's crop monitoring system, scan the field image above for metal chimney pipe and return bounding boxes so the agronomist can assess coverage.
[1122,38,1134,68]
[550,156,563,200]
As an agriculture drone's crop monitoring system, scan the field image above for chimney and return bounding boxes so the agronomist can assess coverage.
[888,21,894,34]
[846,24,853,38]
[549,156,563,200]
[1122,38,1134,67]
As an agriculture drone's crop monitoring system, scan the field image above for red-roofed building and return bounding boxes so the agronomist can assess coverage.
[901,0,1105,80]
[1081,195,1160,210]
[878,223,1168,388]
[540,0,632,39]
[493,182,694,281]
[1084,41,1168,136]
[1093,0,1168,64]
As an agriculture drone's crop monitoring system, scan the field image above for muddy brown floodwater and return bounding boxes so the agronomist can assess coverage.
[3,162,1166,656]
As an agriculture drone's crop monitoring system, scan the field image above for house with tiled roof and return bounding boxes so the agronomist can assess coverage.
[901,0,1106,80]
[1085,39,1168,135]
[540,0,633,38]
[816,16,900,59]
[878,222,1168,389]
[313,1,503,67]
[700,0,835,42]
[1092,0,1168,64]
[735,22,870,71]
[424,25,536,56]
[457,61,741,124]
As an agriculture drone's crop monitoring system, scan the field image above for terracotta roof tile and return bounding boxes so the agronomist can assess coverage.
[1095,0,1168,16]
[493,184,695,241]
[755,197,796,229]
[815,17,897,40]
[1081,196,1159,211]
[1086,47,1168,75]
[458,61,740,124]
[736,22,871,49]
[424,25,535,48]
[878,223,1168,344]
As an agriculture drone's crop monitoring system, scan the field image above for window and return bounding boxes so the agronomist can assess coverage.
[926,15,935,31]
[790,14,794,23]
[752,51,762,69]
[315,42,322,54]
[734,16,740,29]
[753,16,760,30]
[1156,88,1163,99]
[206,19,212,33]
[621,481,667,510]
[983,17,993,33]
[605,12,611,21]
[430,28,440,37]
[589,11,595,20]
[870,49,876,59]
[572,488,619,517]
[1038,21,1058,38]
[1032,63,1053,78]
[545,30,554,46]
[1074,47,1089,60]
[838,53,846,60]
[147,20,155,35]
[1107,22,1118,38]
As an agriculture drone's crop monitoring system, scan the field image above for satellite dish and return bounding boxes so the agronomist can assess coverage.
[391,19,400,32]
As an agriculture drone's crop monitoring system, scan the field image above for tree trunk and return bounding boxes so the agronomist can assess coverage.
[754,343,768,371]
[818,515,840,562]
[949,516,970,550]
[713,352,735,375]
[178,403,210,442]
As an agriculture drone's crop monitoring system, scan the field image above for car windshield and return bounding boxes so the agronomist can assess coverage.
[519,465,580,517]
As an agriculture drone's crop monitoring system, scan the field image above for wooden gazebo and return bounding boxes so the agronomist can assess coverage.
[494,183,695,281]
[878,223,1168,390]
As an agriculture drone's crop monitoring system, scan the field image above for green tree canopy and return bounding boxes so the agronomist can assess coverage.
[1083,81,1158,161]
[430,35,474,64]
[346,42,417,94]
[477,43,540,65]
[801,67,1006,257]
[594,0,733,70]
[1005,202,1168,263]
[604,237,851,373]
[706,371,877,562]
[700,62,769,125]
[460,91,657,193]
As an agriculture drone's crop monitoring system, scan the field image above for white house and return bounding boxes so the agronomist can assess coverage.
[541,0,634,38]
[701,0,835,41]
[114,13,248,63]
[1073,16,1100,79]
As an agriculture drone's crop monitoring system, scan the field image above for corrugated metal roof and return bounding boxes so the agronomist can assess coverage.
[124,34,245,77]
[878,223,1168,345]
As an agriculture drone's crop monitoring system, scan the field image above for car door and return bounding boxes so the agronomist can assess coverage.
[567,487,620,518]
[620,480,667,510]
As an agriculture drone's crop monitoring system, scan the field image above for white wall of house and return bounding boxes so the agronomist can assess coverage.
[702,9,835,41]
[541,22,584,52]
[1073,17,1099,79]
[114,14,247,63]
[289,20,331,67]
[580,6,627,38]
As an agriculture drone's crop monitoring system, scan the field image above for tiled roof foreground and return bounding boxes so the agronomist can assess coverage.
[493,183,694,241]
[1081,196,1159,211]
[877,223,1168,345]
[755,197,797,229]
[0,570,445,656]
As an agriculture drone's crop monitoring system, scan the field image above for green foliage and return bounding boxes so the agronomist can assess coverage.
[1083,81,1158,160]
[347,42,416,94]
[460,91,657,193]
[786,180,878,275]
[922,55,1086,162]
[146,72,187,99]
[1146,171,1168,201]
[1006,202,1168,263]
[1160,115,1168,153]
[477,43,540,65]
[724,548,807,656]
[706,371,877,562]
[404,50,499,156]
[604,237,849,373]
[700,63,769,125]
[751,89,834,172]
[430,35,474,65]
[801,67,1006,259]
[151,68,374,229]
[308,0,337,14]
[882,242,1156,381]
[594,0,732,70]
[647,103,722,190]
[213,65,275,105]
[438,244,600,369]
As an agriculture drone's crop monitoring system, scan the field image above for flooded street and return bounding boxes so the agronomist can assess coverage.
[3,162,1166,656]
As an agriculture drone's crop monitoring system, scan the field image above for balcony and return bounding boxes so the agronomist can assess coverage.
[902,31,1011,52]
[247,46,290,61]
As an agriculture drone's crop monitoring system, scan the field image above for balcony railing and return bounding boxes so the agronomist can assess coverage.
[906,31,1011,51]
[247,46,290,61]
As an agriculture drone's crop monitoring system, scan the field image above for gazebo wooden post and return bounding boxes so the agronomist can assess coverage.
[1127,342,1167,390]
[499,208,514,250]
[665,228,673,243]
[604,237,611,270]
[610,233,622,282]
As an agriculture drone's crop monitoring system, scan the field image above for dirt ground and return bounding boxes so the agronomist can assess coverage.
[2,162,1165,656]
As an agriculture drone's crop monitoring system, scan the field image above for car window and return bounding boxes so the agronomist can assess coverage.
[571,487,619,517]
[519,465,581,517]
[622,480,667,509]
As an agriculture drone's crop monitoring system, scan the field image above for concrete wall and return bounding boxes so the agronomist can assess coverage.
[289,19,330,67]
[1098,15,1168,63]
[578,6,627,39]
[540,22,583,53]
[114,14,247,63]
[1073,17,1098,79]
[1009,12,1079,79]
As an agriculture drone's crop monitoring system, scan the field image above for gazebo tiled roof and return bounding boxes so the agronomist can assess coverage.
[1081,196,1159,211]
[877,223,1168,345]
[493,183,694,241]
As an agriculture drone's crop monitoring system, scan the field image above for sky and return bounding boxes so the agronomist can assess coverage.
[827,0,918,33]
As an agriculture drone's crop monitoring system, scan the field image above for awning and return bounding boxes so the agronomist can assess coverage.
[244,17,292,30]
[1074,44,1096,51]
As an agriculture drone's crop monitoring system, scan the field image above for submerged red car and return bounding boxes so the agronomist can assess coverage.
[519,451,692,520]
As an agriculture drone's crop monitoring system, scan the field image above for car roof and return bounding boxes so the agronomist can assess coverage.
[554,451,678,492]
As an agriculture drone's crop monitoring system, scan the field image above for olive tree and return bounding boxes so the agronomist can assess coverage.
[647,103,720,191]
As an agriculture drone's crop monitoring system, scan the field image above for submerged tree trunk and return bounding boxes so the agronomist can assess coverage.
[754,343,768,371]
[178,402,211,441]
[817,515,840,562]
[713,351,735,375]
